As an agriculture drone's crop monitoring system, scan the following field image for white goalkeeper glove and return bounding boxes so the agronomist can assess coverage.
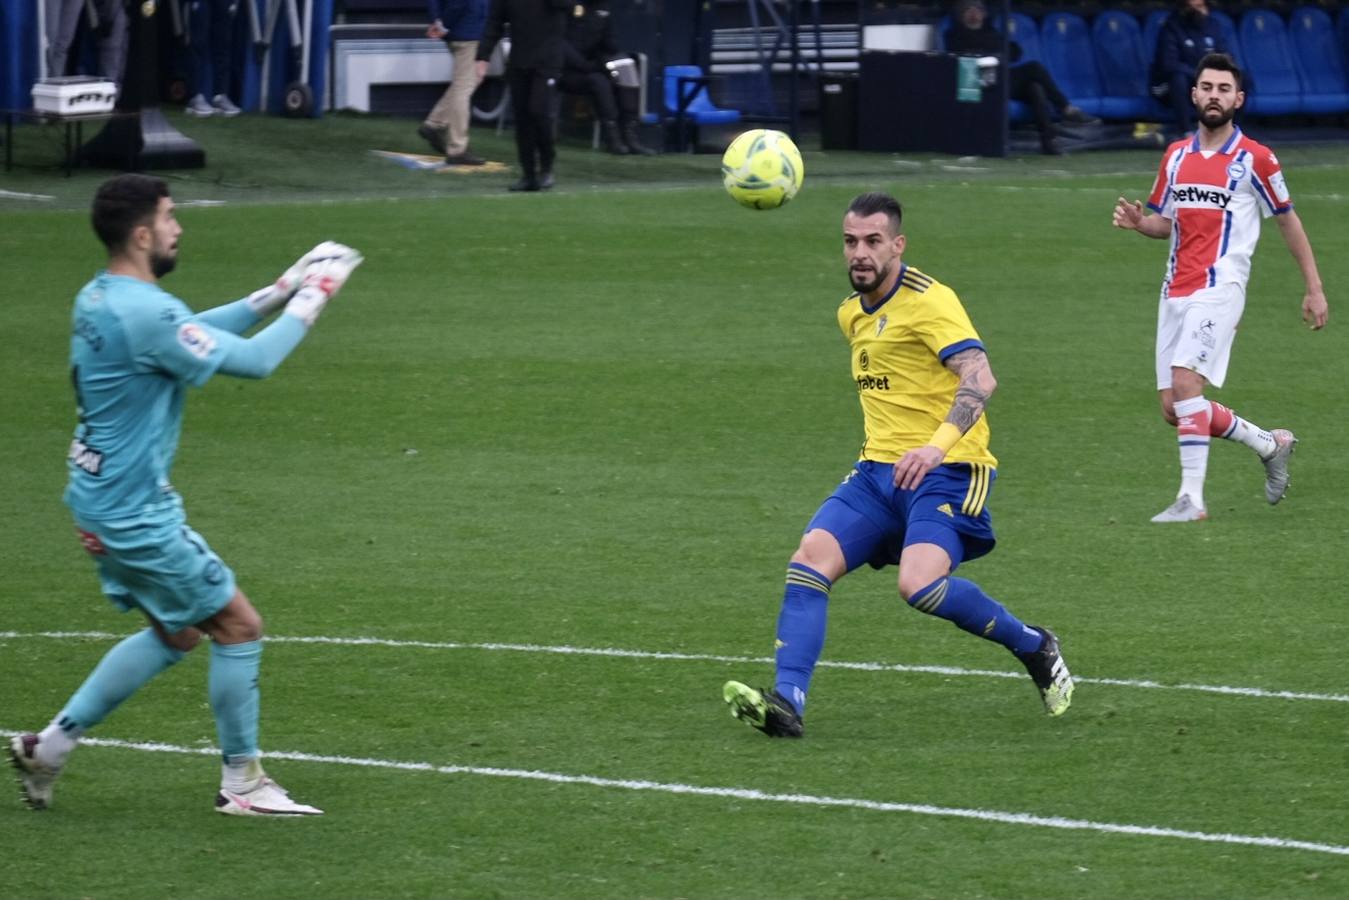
[284,244,365,327]
[247,241,353,316]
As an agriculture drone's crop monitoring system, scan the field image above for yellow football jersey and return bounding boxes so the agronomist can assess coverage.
[836,264,997,467]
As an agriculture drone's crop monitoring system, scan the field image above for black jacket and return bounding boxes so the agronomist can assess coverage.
[476,0,571,72]
[944,22,1023,64]
[563,4,620,73]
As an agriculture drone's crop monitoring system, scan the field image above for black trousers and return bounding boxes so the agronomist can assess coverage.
[558,69,639,123]
[507,67,558,179]
[1010,61,1069,147]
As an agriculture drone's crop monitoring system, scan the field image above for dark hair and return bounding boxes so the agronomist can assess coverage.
[1194,52,1243,90]
[846,192,903,234]
[91,174,170,251]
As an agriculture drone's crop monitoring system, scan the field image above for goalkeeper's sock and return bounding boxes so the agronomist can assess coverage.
[59,627,186,733]
[906,576,1043,655]
[209,640,263,762]
[773,563,832,716]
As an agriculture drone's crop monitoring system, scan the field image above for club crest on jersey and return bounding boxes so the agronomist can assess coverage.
[1225,161,1246,181]
[876,314,888,336]
[177,322,216,359]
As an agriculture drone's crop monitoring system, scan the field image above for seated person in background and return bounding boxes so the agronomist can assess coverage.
[944,0,1098,155]
[1150,0,1232,139]
[560,0,655,155]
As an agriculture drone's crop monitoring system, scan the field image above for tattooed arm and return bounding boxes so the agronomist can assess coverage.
[891,348,997,491]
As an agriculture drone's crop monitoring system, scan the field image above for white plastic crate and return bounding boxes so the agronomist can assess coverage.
[31,77,119,115]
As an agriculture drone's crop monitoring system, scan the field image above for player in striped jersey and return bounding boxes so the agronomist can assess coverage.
[1113,53,1328,522]
[722,192,1073,737]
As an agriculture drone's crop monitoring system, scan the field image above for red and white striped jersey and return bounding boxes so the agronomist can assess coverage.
[1145,127,1293,300]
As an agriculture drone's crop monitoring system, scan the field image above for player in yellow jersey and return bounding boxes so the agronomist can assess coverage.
[723,192,1074,737]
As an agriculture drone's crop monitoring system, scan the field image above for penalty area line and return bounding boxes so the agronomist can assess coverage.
[2,729,1347,858]
[3,630,1347,706]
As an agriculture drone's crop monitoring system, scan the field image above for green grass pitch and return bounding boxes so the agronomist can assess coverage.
[1,114,1347,899]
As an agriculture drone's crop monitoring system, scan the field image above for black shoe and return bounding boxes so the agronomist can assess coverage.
[538,169,555,190]
[508,177,541,192]
[1015,627,1075,716]
[1061,105,1101,126]
[722,681,804,737]
[417,123,447,155]
[444,151,486,166]
[621,121,657,156]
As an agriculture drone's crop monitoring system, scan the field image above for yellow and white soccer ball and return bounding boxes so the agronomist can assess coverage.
[721,129,804,210]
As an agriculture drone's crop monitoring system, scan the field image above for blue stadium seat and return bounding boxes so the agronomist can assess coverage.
[1142,8,1169,64]
[1208,10,1243,64]
[1092,10,1169,120]
[1339,8,1349,75]
[1007,12,1044,63]
[1039,12,1107,117]
[662,65,740,126]
[1238,9,1302,116]
[1287,6,1349,114]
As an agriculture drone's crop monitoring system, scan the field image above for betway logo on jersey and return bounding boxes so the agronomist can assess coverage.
[1171,184,1232,209]
[856,374,891,391]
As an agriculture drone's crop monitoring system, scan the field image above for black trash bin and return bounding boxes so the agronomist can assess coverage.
[819,74,858,150]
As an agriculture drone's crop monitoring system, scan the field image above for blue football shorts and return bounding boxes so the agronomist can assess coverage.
[73,513,237,633]
[805,459,997,573]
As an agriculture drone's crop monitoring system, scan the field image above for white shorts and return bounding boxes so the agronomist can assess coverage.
[1155,283,1246,390]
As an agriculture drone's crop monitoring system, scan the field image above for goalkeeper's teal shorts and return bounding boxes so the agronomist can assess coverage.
[73,512,237,633]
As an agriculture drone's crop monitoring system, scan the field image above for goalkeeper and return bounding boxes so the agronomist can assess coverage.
[8,174,362,817]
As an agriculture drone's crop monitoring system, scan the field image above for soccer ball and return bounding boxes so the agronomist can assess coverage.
[721,129,805,210]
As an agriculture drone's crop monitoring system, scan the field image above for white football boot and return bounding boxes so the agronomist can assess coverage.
[8,734,62,810]
[215,775,323,816]
[1150,494,1208,523]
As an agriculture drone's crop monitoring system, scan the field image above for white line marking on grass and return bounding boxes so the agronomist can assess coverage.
[4,631,1346,705]
[0,190,56,201]
[2,729,1346,858]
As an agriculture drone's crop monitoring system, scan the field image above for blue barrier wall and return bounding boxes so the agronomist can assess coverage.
[1,0,39,110]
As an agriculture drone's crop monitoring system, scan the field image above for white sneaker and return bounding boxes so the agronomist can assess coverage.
[215,775,323,816]
[211,94,242,117]
[8,734,62,810]
[185,94,216,117]
[1150,494,1208,523]
[1262,428,1297,504]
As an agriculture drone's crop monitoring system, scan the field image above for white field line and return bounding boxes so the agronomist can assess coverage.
[3,630,1346,705]
[1,730,1346,858]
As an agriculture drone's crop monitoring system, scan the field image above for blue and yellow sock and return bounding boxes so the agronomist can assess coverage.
[209,640,262,764]
[60,627,186,731]
[773,562,833,715]
[907,576,1043,655]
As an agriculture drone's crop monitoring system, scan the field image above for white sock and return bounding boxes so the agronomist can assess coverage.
[37,717,80,767]
[1174,396,1211,508]
[1228,416,1278,458]
[221,756,266,793]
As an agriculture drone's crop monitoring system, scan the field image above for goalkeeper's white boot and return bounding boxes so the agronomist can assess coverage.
[1261,429,1297,504]
[8,734,62,810]
[215,775,323,816]
[1150,494,1208,523]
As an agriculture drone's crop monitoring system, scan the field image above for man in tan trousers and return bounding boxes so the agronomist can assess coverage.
[420,0,489,165]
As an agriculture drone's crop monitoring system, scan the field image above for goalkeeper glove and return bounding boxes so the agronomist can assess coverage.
[284,244,365,327]
[247,241,353,316]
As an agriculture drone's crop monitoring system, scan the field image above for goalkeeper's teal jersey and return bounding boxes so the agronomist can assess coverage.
[65,272,230,522]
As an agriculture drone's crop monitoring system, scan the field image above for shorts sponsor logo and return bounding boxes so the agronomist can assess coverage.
[177,322,216,359]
